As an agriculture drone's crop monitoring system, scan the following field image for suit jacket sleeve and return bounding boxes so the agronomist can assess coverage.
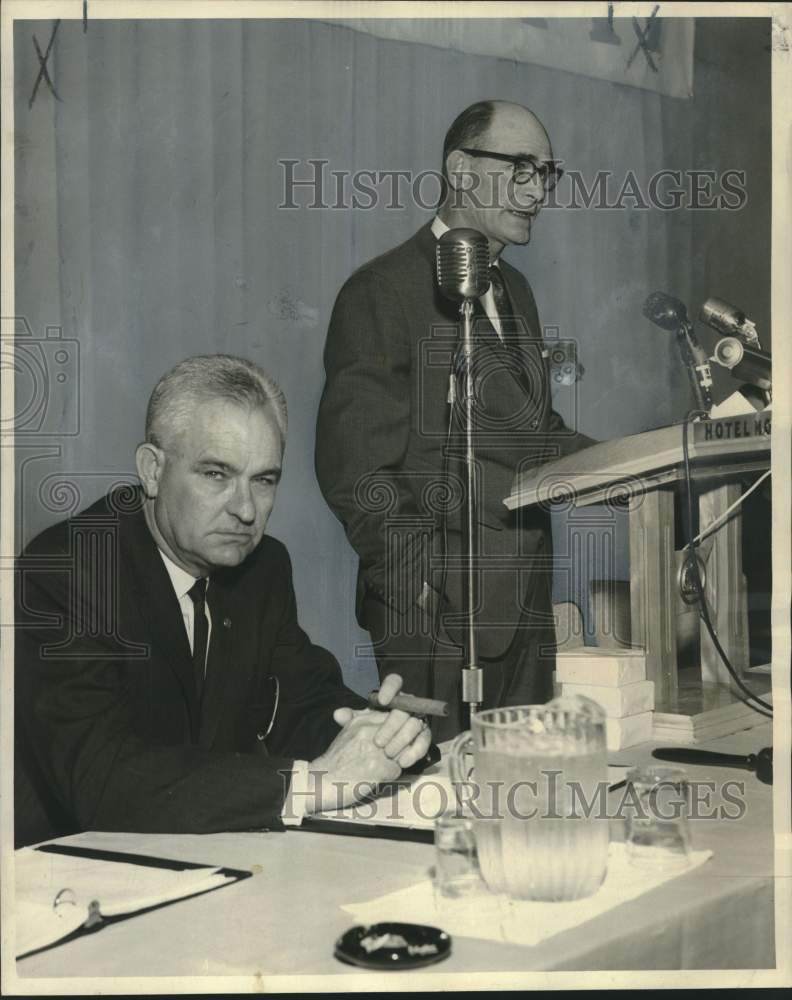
[263,542,367,760]
[14,534,362,841]
[315,268,425,609]
[507,264,598,459]
[545,409,598,457]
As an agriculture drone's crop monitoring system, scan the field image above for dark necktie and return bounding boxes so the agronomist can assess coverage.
[188,578,209,702]
[488,265,513,336]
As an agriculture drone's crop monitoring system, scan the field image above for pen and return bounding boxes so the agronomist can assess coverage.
[368,690,450,718]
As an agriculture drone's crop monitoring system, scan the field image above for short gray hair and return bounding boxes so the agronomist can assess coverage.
[145,355,288,450]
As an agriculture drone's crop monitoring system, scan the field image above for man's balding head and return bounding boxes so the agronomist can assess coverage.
[442,100,550,181]
[439,100,555,257]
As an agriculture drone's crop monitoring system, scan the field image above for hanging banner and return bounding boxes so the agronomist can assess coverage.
[322,16,695,100]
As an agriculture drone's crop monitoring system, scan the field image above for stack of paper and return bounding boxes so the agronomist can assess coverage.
[556,648,654,750]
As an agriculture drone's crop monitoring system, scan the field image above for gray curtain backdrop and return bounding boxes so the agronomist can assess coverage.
[13,18,771,693]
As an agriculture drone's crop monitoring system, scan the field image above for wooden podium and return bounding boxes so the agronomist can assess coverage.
[505,415,772,738]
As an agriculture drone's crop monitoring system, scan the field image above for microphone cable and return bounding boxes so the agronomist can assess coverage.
[680,411,773,717]
[691,469,771,546]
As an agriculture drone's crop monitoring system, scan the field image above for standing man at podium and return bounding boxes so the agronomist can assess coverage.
[316,100,593,738]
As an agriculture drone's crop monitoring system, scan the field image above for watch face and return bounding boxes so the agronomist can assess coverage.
[334,922,452,970]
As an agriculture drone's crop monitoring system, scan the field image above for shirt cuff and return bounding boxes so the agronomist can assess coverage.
[280,759,310,827]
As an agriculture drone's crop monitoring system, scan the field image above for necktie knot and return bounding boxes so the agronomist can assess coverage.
[188,577,208,610]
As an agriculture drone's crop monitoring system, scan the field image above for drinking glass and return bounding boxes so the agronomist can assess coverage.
[432,811,484,898]
[625,765,692,870]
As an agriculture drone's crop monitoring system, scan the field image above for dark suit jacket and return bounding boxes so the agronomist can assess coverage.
[315,222,592,658]
[14,489,366,847]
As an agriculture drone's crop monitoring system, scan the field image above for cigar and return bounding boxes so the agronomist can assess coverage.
[367,690,450,718]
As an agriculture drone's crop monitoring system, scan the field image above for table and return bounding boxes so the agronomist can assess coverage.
[13,724,778,986]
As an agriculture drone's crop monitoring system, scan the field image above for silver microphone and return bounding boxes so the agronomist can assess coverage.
[712,337,746,369]
[436,228,491,301]
[699,297,760,348]
[712,337,772,390]
[435,229,490,714]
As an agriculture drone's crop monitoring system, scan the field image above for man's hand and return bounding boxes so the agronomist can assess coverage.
[303,674,432,814]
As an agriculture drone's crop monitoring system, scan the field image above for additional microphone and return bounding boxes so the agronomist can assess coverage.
[642,290,689,331]
[643,291,713,413]
[712,337,772,391]
[700,297,760,348]
[436,228,491,301]
[652,746,773,785]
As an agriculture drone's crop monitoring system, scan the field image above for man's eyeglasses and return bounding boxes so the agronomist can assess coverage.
[460,148,564,191]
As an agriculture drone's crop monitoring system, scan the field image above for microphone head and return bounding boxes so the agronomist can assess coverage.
[712,336,745,370]
[643,291,689,331]
[755,747,773,785]
[436,228,491,301]
[699,297,749,337]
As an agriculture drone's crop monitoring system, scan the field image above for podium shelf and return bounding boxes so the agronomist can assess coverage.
[505,419,771,511]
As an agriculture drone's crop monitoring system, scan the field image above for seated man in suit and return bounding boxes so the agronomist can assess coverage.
[15,354,431,847]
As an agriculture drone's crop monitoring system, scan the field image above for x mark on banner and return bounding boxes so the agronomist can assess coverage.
[627,4,661,73]
[28,20,62,109]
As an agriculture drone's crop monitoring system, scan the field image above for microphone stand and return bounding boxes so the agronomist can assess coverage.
[675,319,713,415]
[457,298,483,722]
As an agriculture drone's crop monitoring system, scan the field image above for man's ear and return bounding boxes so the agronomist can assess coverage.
[444,149,473,195]
[136,442,165,498]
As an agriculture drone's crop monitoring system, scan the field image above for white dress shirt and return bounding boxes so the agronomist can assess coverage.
[158,549,212,670]
[156,548,308,826]
[431,215,504,340]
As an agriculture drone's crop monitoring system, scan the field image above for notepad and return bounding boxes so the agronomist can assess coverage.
[15,843,249,958]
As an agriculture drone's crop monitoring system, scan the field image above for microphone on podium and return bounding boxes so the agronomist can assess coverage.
[699,297,761,348]
[642,290,689,331]
[643,290,713,414]
[699,297,771,394]
[711,337,772,391]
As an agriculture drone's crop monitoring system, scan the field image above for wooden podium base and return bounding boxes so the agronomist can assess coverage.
[652,666,772,743]
[509,419,773,746]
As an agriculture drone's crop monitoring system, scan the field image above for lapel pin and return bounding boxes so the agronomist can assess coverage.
[223,617,232,629]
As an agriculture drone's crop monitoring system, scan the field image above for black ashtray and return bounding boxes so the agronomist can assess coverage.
[334,921,451,970]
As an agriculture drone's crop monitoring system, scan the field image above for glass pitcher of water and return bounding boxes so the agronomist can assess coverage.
[448,696,610,902]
